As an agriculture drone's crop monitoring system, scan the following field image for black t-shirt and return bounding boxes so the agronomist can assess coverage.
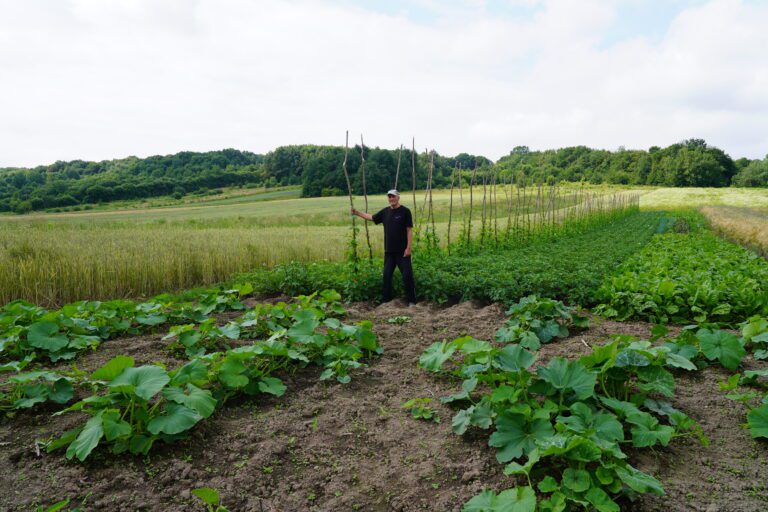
[372,205,413,253]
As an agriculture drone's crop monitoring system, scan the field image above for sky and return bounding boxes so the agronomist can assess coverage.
[1,0,768,168]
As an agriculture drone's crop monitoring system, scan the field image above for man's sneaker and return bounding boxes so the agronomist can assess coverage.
[408,302,416,307]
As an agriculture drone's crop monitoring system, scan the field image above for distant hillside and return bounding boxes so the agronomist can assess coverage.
[0,146,492,214]
[0,149,265,214]
[1,139,764,214]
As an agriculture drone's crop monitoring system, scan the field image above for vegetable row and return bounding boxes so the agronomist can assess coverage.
[1,290,381,462]
[418,296,768,512]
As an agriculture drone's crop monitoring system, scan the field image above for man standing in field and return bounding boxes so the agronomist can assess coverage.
[351,189,417,305]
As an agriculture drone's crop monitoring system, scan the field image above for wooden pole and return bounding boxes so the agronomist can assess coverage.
[411,138,417,223]
[467,165,477,246]
[340,131,358,270]
[360,134,373,263]
[480,169,487,246]
[448,167,455,255]
[394,143,403,190]
[492,170,498,246]
[430,153,436,248]
[457,164,465,244]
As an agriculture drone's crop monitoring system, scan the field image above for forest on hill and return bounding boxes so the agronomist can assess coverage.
[1,139,766,213]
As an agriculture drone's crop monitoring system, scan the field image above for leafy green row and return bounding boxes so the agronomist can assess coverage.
[0,283,258,363]
[44,296,379,461]
[419,334,708,512]
[238,211,663,306]
[1,290,356,413]
[595,227,768,325]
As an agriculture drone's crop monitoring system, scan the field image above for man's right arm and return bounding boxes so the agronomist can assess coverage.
[351,208,374,222]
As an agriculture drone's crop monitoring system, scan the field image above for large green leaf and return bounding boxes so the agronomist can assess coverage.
[557,402,623,447]
[27,322,69,352]
[741,316,768,342]
[598,397,642,418]
[170,359,209,386]
[489,413,554,463]
[462,486,536,512]
[101,410,132,441]
[147,404,202,435]
[49,378,74,404]
[135,313,166,326]
[697,328,745,371]
[493,345,536,372]
[163,384,217,418]
[614,349,650,368]
[109,365,170,401]
[585,487,620,512]
[495,486,536,512]
[615,464,664,495]
[562,468,590,492]
[65,414,104,461]
[626,412,673,447]
[257,377,286,397]
[537,358,596,399]
[286,312,320,344]
[462,491,495,512]
[637,366,675,398]
[192,487,221,506]
[747,404,768,439]
[419,341,456,372]
[129,434,155,455]
[664,352,697,371]
[91,355,135,381]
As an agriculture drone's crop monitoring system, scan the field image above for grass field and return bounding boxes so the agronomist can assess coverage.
[639,187,768,209]
[0,185,765,306]
[700,205,768,257]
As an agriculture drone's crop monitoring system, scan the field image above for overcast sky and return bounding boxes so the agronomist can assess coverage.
[1,0,767,168]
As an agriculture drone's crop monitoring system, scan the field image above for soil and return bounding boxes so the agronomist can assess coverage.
[1,300,767,512]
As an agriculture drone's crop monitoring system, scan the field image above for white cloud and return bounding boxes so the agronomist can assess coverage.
[1,0,767,167]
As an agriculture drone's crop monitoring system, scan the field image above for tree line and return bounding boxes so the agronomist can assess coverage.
[0,139,765,214]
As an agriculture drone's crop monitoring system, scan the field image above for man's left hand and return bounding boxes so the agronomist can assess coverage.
[403,247,411,257]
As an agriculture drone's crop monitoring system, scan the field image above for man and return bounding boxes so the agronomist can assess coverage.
[351,189,417,305]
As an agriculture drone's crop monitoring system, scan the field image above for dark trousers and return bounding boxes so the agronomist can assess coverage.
[382,252,416,303]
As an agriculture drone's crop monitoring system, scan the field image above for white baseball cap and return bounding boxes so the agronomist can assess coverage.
[387,189,400,197]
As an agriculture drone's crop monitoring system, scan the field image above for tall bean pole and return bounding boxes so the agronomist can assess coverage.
[429,151,436,249]
[457,164,465,243]
[340,131,358,271]
[411,138,417,224]
[447,167,455,255]
[394,144,403,190]
[467,164,477,247]
[480,169,487,246]
[360,134,373,262]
